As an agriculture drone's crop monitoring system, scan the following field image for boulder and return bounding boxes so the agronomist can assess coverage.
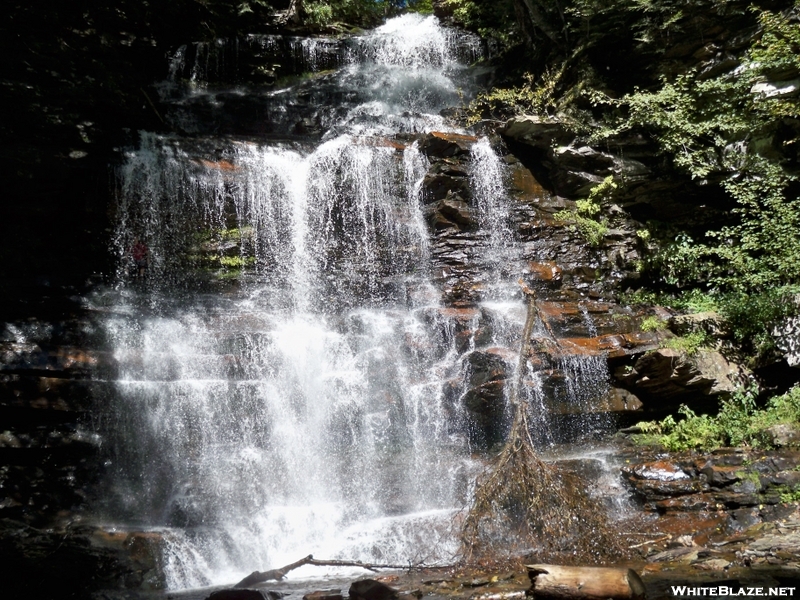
[508,162,550,202]
[614,347,747,402]
[422,171,471,203]
[751,78,800,99]
[599,387,643,412]
[552,146,650,180]
[527,261,562,283]
[419,132,476,158]
[500,116,571,150]
[548,168,604,198]
[350,579,399,600]
[764,423,800,448]
[436,197,475,229]
[461,348,513,446]
[556,331,665,358]
[773,313,800,368]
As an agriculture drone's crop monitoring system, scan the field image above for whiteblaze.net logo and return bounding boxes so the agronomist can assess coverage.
[671,586,796,597]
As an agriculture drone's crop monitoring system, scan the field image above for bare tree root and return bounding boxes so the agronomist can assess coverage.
[461,287,627,564]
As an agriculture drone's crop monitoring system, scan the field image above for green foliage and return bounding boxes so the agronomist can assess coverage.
[634,386,800,451]
[553,176,616,246]
[750,4,800,121]
[219,255,255,269]
[716,286,800,360]
[468,67,567,123]
[595,3,800,294]
[671,289,719,314]
[779,486,800,503]
[640,315,667,331]
[406,0,433,14]
[303,0,398,28]
[304,1,334,26]
[620,286,798,364]
[443,0,518,48]
[662,330,712,356]
[619,289,660,307]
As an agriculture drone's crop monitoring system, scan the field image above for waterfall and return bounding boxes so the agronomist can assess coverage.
[98,13,622,590]
[101,14,485,589]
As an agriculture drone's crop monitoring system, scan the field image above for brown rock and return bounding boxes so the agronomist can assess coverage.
[556,331,663,358]
[422,172,470,202]
[419,132,476,158]
[620,348,747,401]
[303,590,342,600]
[598,387,643,412]
[628,460,690,481]
[527,262,563,282]
[500,116,571,150]
[350,579,399,600]
[701,464,742,487]
[509,163,550,203]
[653,493,720,512]
[436,197,474,229]
[632,479,708,501]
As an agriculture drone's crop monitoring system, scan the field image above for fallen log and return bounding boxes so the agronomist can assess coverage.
[527,564,646,600]
[234,555,412,588]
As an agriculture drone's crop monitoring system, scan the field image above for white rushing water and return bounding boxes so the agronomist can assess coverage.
[101,13,617,590]
[103,15,487,589]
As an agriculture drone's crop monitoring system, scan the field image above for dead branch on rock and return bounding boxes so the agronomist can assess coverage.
[461,286,627,564]
[234,555,416,588]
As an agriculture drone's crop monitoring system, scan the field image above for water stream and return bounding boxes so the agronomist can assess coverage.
[95,14,622,590]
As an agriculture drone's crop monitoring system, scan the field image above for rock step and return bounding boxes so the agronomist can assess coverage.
[623,450,800,523]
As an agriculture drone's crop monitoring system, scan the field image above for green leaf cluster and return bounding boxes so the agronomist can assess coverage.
[634,385,800,451]
[620,286,799,363]
[302,0,406,28]
[662,330,713,356]
[553,176,616,246]
[441,0,518,48]
[639,315,667,331]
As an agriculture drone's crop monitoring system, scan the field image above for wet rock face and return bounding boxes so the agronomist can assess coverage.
[0,318,112,529]
[462,349,513,447]
[623,449,800,525]
[419,133,479,233]
[0,524,165,598]
[774,306,800,368]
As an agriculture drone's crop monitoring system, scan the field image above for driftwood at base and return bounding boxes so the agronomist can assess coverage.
[235,555,412,588]
[527,564,646,600]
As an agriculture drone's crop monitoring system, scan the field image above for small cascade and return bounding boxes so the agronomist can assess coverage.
[470,137,512,252]
[579,302,599,337]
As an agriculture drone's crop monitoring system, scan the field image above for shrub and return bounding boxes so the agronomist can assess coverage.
[634,386,800,451]
[662,330,713,356]
[640,316,667,331]
[554,176,616,246]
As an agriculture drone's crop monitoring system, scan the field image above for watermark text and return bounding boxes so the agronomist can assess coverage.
[672,586,796,597]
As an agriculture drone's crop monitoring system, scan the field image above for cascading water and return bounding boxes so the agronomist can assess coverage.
[100,14,487,589]
[96,13,625,591]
